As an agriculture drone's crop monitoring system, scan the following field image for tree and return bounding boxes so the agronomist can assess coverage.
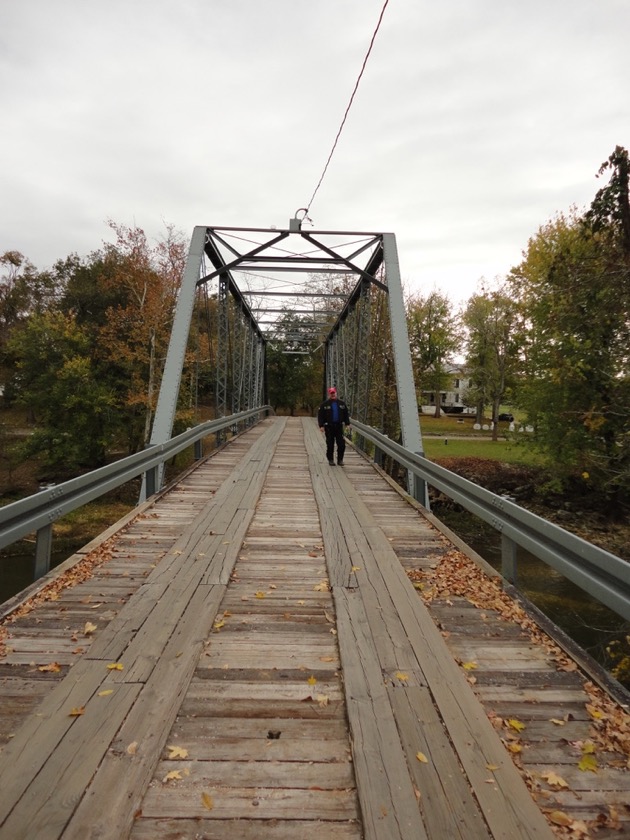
[7,311,115,469]
[407,291,461,418]
[463,288,520,437]
[265,312,322,414]
[508,151,630,507]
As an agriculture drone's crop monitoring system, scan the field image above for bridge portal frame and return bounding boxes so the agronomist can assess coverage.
[148,224,427,503]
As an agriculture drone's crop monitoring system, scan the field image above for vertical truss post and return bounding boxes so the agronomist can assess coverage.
[382,233,429,507]
[232,307,244,416]
[215,274,229,442]
[354,279,371,424]
[141,225,206,499]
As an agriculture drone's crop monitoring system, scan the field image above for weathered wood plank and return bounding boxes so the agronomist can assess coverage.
[130,818,362,840]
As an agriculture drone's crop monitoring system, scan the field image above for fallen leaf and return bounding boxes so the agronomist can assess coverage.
[507,742,522,754]
[395,671,409,682]
[486,764,499,771]
[550,718,566,726]
[314,580,329,592]
[84,621,97,635]
[255,591,266,599]
[307,675,317,686]
[127,741,138,755]
[316,694,329,707]
[69,706,85,716]
[98,689,114,697]
[462,661,478,671]
[167,745,189,760]
[213,620,225,630]
[38,662,61,673]
[297,600,306,605]
[351,566,361,572]
[201,792,214,811]
[578,753,598,773]
[541,771,569,789]
[163,770,182,782]
[319,656,335,662]
[416,751,428,763]
[548,810,572,827]
[586,703,603,720]
[507,718,525,733]
[107,662,124,671]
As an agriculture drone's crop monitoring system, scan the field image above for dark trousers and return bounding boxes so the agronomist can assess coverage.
[324,423,345,463]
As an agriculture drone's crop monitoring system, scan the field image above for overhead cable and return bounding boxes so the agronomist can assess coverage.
[304,0,390,216]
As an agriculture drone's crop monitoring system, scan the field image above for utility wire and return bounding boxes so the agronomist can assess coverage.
[305,0,390,216]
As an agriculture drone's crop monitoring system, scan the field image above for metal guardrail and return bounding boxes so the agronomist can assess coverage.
[350,418,630,622]
[0,407,272,581]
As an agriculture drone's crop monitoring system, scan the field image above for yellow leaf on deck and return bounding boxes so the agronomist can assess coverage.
[307,675,317,686]
[462,661,478,671]
[548,810,572,827]
[416,752,428,763]
[107,662,124,671]
[507,742,522,754]
[550,718,566,726]
[255,591,266,599]
[38,662,61,673]
[486,764,499,771]
[541,771,568,789]
[351,566,361,572]
[395,671,409,682]
[98,689,114,697]
[507,718,525,732]
[163,770,182,782]
[201,792,214,811]
[167,745,189,760]
[581,740,595,754]
[316,694,329,707]
[84,621,97,635]
[314,580,330,592]
[126,741,138,755]
[586,704,603,720]
[578,753,598,773]
[69,706,85,716]
[319,656,335,662]
[213,620,225,630]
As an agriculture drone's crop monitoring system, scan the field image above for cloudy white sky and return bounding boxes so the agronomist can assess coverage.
[1,0,628,306]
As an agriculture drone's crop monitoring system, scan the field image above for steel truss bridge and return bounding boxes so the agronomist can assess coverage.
[148,222,425,499]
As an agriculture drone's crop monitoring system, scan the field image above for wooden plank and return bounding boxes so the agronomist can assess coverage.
[388,686,492,839]
[130,818,362,840]
[138,785,359,821]
[0,683,142,840]
[333,587,427,840]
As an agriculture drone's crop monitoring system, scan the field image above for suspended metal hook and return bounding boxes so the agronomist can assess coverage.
[289,208,313,231]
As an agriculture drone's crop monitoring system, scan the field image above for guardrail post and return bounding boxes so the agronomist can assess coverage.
[374,446,384,468]
[194,439,203,460]
[34,524,53,580]
[501,533,518,585]
[145,466,158,499]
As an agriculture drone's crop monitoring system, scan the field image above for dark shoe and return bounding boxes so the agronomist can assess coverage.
[337,460,344,466]
[328,460,335,466]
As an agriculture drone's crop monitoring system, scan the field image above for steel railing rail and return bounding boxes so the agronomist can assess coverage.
[350,418,630,622]
[0,407,272,579]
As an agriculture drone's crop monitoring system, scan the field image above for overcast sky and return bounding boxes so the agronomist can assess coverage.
[1,0,628,306]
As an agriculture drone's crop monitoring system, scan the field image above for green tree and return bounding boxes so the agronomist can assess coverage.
[407,291,461,418]
[7,311,115,469]
[463,288,519,437]
[509,154,630,507]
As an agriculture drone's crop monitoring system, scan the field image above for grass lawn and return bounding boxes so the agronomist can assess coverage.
[422,436,546,466]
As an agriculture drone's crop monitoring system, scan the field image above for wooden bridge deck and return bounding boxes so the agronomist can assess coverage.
[0,417,628,839]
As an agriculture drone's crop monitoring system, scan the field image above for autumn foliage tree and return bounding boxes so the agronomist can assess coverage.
[509,146,630,509]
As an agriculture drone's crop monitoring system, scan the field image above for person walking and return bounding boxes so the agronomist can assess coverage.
[318,386,351,466]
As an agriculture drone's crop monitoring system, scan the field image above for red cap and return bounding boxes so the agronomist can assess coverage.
[328,387,337,395]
